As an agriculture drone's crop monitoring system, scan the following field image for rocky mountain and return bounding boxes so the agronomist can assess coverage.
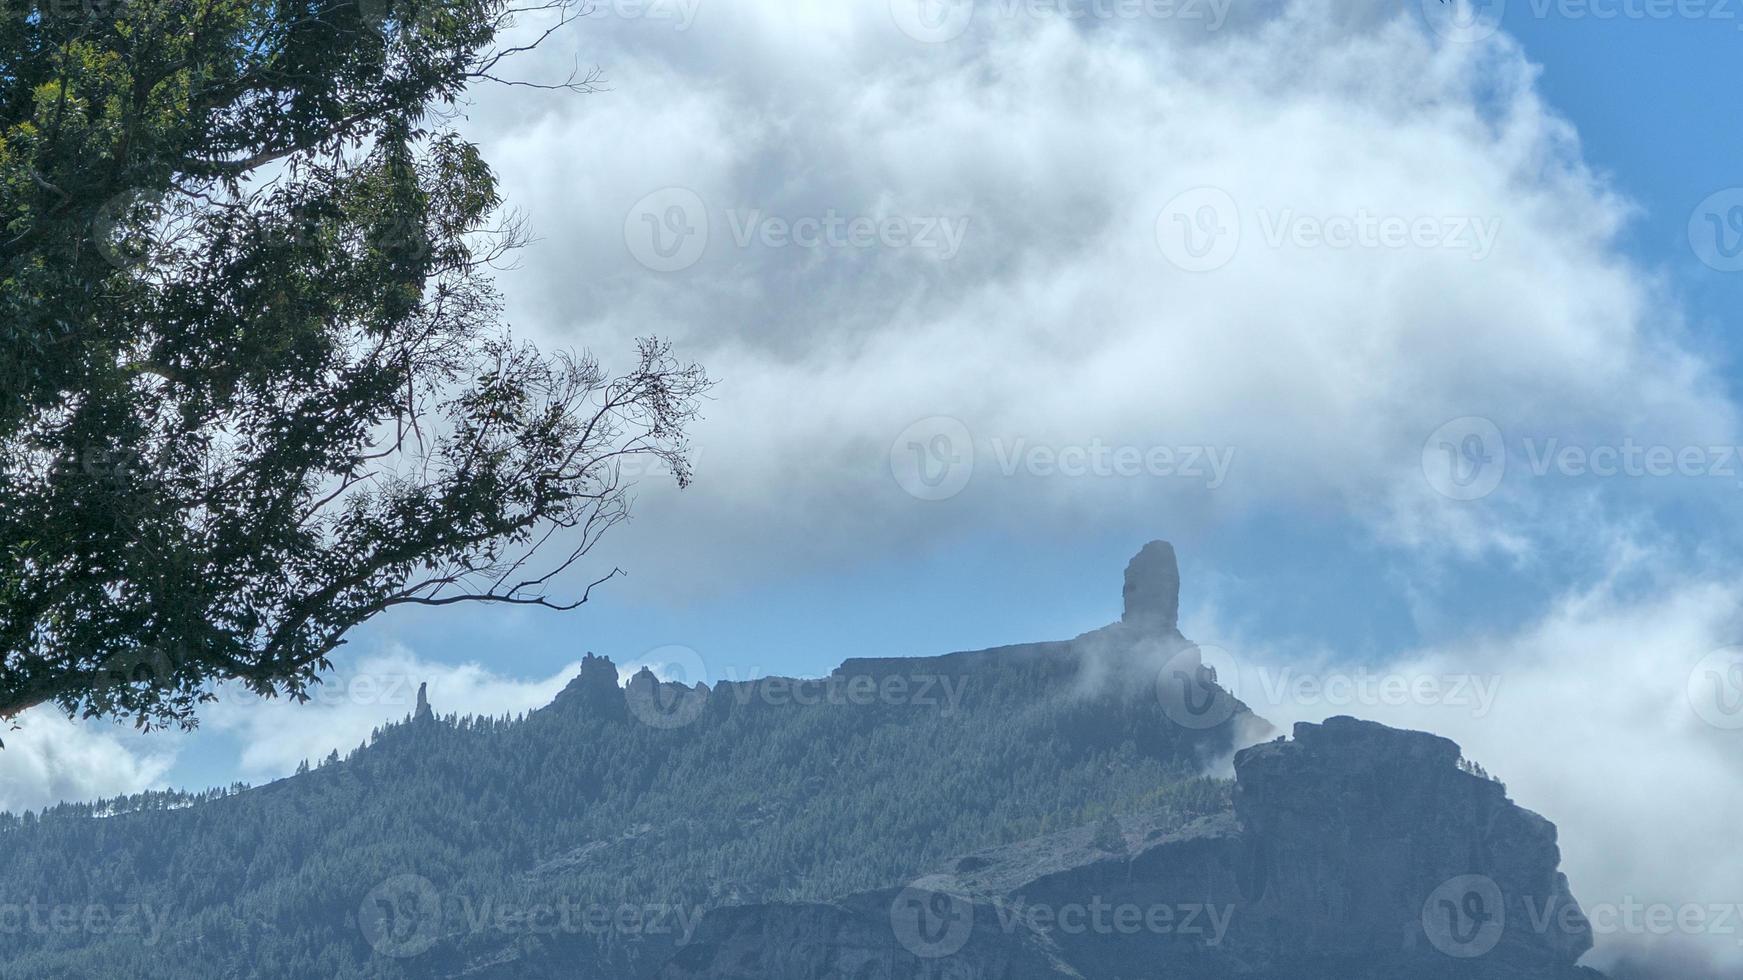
[662,716,1597,980]
[0,543,1598,979]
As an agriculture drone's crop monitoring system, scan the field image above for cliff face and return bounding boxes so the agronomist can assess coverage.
[661,717,1597,980]
[1229,718,1592,974]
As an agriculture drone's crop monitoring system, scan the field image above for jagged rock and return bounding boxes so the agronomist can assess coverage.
[1122,540,1181,631]
[624,666,712,729]
[551,653,628,720]
[414,681,433,723]
[840,540,1196,672]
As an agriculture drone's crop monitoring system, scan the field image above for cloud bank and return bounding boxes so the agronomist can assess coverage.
[0,714,176,815]
[463,0,1735,595]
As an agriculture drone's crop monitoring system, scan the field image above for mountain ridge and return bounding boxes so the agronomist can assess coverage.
[0,542,1598,980]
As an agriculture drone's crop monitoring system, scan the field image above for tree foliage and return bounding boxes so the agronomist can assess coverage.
[0,0,707,730]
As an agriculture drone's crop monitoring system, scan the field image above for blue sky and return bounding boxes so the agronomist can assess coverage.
[1509,7,1743,319]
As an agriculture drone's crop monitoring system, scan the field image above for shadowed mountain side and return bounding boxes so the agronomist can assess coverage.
[662,719,1598,980]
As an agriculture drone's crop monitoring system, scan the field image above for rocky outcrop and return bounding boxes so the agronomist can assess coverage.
[551,652,629,720]
[1122,539,1181,630]
[1228,718,1593,975]
[836,540,1200,683]
[661,717,1598,980]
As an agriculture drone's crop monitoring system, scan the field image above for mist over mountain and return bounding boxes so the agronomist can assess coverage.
[0,544,1600,979]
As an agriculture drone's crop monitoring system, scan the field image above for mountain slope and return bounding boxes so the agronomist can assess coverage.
[0,542,1259,979]
[661,717,1598,980]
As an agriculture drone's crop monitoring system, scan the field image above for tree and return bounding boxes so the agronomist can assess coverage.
[0,0,708,735]
[1091,814,1126,855]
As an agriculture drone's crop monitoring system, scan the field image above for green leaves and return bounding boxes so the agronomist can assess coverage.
[0,0,706,731]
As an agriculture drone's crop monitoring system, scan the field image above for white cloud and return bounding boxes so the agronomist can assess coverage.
[453,0,1736,597]
[203,646,582,779]
[1203,544,1743,975]
[0,713,177,814]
